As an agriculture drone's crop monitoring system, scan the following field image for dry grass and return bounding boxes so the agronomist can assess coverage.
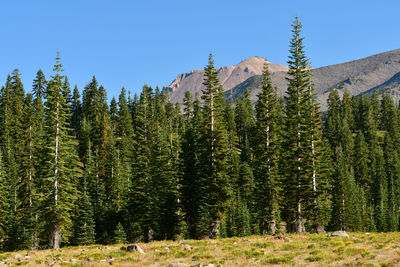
[1,233,400,266]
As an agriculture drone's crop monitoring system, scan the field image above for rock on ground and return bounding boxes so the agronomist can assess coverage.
[329,230,349,238]
[126,244,145,253]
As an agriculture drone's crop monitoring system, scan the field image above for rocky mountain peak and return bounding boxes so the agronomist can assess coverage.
[167,57,288,103]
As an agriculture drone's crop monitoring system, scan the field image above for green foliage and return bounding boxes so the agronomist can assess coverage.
[194,53,231,239]
[282,16,331,233]
[2,17,400,252]
[40,52,79,248]
[253,61,281,235]
[113,222,127,244]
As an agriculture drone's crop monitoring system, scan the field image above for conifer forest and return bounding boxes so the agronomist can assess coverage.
[1,17,400,251]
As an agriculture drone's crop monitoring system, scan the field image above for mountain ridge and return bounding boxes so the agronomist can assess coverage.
[167,49,400,110]
[166,56,288,103]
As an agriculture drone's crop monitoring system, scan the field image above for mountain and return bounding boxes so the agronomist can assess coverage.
[229,49,400,110]
[166,57,288,103]
[167,49,400,110]
[363,71,400,102]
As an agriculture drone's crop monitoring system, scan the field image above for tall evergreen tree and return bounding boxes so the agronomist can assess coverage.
[0,149,8,250]
[116,88,133,199]
[330,147,362,231]
[17,94,39,249]
[353,131,373,230]
[253,61,281,235]
[40,52,78,248]
[383,133,400,231]
[74,177,95,245]
[195,53,230,238]
[3,69,25,250]
[130,86,154,242]
[282,17,313,233]
[181,92,202,238]
[325,89,341,151]
[71,86,81,139]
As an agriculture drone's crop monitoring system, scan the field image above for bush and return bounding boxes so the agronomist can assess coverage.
[265,255,294,264]
[305,255,324,262]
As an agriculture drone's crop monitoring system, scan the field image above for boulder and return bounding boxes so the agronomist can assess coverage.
[14,254,23,261]
[126,244,145,254]
[181,244,193,251]
[329,230,349,238]
[284,237,291,242]
[120,246,127,251]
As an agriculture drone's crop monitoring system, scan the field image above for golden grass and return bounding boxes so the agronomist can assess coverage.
[1,232,400,266]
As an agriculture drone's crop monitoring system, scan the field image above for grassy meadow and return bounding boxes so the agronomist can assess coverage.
[1,233,400,266]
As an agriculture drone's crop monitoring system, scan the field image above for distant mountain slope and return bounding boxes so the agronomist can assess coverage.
[229,49,400,110]
[362,71,400,101]
[166,57,288,103]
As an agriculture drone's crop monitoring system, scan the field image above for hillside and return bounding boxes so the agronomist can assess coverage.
[230,48,400,109]
[363,71,400,101]
[166,57,288,103]
[168,49,400,110]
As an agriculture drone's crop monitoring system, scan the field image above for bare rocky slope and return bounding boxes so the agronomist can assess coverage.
[166,57,288,103]
[230,48,400,110]
[168,49,400,110]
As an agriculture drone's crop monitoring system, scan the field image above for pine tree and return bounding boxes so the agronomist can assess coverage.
[109,97,118,134]
[3,69,25,250]
[253,61,281,235]
[340,91,355,131]
[325,89,341,151]
[17,94,38,249]
[41,52,78,248]
[181,91,201,238]
[74,180,95,245]
[283,17,314,233]
[116,88,133,200]
[163,101,184,239]
[353,131,373,230]
[305,107,332,233]
[235,88,255,150]
[130,86,154,242]
[330,147,362,231]
[383,133,400,231]
[371,144,387,231]
[32,69,46,100]
[196,53,230,238]
[71,86,81,139]
[0,149,8,250]
[113,222,127,244]
[354,132,370,188]
[381,93,400,150]
[32,69,46,155]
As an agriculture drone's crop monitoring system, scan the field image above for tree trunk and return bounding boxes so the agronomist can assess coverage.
[144,227,154,243]
[50,224,61,249]
[315,224,326,233]
[268,219,277,235]
[209,219,220,239]
[295,202,306,233]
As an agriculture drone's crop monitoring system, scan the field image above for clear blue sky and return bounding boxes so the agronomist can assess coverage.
[1,0,399,98]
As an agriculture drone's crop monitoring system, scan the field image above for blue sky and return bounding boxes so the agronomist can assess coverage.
[1,0,399,98]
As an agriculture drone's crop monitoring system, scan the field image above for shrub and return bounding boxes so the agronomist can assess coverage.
[305,255,324,262]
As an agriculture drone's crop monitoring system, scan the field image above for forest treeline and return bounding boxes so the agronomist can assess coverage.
[0,17,400,251]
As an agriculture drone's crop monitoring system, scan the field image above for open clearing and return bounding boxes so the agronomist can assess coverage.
[1,233,400,266]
